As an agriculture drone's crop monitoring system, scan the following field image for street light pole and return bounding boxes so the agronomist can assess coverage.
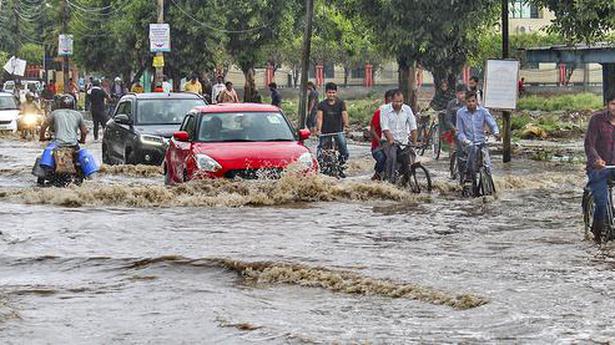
[62,0,70,93]
[298,0,314,129]
[155,0,164,84]
[502,0,512,163]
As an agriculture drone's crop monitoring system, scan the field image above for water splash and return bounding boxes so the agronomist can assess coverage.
[127,256,488,310]
[2,174,429,208]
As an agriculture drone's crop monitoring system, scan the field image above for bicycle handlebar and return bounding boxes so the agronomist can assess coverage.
[318,132,344,137]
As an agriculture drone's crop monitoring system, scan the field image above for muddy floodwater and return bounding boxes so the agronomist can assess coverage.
[1,134,614,344]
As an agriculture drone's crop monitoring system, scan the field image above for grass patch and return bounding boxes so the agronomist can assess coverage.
[518,93,602,112]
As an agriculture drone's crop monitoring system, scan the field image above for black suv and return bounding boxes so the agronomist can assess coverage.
[102,92,206,165]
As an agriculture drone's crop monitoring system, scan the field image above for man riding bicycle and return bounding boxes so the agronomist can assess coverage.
[369,89,396,180]
[456,91,500,187]
[584,93,615,244]
[380,90,418,183]
[316,82,349,178]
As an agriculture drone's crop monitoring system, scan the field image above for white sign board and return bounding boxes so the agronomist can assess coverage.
[3,56,27,76]
[483,59,520,110]
[58,34,73,56]
[149,24,171,52]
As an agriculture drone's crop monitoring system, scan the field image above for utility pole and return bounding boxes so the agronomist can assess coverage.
[62,0,70,93]
[155,0,164,84]
[298,0,314,129]
[501,0,512,163]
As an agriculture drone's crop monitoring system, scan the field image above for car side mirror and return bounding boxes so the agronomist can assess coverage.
[173,131,190,142]
[298,129,311,141]
[114,114,131,125]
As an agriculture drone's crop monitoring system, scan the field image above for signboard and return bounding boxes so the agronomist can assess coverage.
[483,59,520,110]
[149,24,171,53]
[153,55,165,68]
[3,56,27,76]
[58,34,73,56]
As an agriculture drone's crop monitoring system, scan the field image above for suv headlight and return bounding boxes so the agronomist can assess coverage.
[195,154,222,172]
[140,134,165,146]
[298,152,315,169]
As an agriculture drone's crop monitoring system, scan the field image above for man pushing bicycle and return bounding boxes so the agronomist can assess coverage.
[584,93,615,244]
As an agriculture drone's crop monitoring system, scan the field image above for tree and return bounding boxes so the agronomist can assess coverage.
[214,0,297,102]
[531,0,615,43]
[347,0,499,110]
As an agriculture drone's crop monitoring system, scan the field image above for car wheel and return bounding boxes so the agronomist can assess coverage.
[125,148,137,165]
[102,144,111,165]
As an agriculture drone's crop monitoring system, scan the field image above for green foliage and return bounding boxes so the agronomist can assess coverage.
[469,32,565,69]
[17,43,44,64]
[531,0,615,43]
[0,51,9,68]
[517,93,603,112]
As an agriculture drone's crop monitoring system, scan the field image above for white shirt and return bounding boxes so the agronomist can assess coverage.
[380,104,417,145]
[211,83,226,104]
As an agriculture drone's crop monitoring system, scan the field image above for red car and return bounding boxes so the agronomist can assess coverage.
[164,103,317,184]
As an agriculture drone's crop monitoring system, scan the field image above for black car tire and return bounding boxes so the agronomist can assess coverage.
[102,144,112,165]
[125,148,137,165]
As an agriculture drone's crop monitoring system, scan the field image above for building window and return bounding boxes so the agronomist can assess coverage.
[510,1,541,19]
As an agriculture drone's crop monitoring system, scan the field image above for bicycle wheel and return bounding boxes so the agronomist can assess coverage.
[431,126,441,160]
[582,189,594,239]
[408,163,432,194]
[449,151,458,180]
[605,188,615,243]
[478,168,496,196]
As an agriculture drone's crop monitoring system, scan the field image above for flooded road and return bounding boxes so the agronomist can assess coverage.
[1,135,613,344]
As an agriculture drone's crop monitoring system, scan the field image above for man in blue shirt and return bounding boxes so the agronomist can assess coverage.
[456,91,500,184]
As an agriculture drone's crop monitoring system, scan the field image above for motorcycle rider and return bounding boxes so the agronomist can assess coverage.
[39,94,88,147]
[18,92,42,138]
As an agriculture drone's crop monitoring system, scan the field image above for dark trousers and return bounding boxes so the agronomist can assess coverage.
[588,169,615,227]
[92,111,107,140]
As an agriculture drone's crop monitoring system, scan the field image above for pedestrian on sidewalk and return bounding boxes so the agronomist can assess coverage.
[218,82,239,103]
[269,82,282,107]
[211,75,225,104]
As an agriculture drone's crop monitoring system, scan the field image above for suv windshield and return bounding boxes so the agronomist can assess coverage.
[0,96,18,110]
[137,99,204,125]
[198,112,295,143]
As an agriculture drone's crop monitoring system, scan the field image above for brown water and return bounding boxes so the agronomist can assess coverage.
[0,136,612,344]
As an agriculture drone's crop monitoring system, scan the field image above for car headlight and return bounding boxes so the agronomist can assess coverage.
[140,134,165,146]
[298,152,315,169]
[195,153,222,172]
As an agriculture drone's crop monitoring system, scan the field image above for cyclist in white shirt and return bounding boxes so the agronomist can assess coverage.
[380,90,418,182]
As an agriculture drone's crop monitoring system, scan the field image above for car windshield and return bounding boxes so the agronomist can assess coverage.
[197,112,295,143]
[0,96,18,110]
[137,99,204,125]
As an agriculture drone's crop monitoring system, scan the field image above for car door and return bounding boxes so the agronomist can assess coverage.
[113,100,134,162]
[173,114,196,180]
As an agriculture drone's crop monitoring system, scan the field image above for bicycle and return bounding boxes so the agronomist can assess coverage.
[415,114,441,160]
[317,132,346,178]
[392,142,433,193]
[582,168,615,243]
[461,142,496,197]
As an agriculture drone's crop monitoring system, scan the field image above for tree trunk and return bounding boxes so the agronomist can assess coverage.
[397,56,417,112]
[344,66,350,88]
[243,66,257,102]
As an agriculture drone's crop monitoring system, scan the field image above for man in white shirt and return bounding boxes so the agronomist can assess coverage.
[380,90,418,182]
[211,75,226,104]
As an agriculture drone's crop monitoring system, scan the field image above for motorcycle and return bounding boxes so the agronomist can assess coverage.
[32,142,99,187]
[17,110,44,139]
